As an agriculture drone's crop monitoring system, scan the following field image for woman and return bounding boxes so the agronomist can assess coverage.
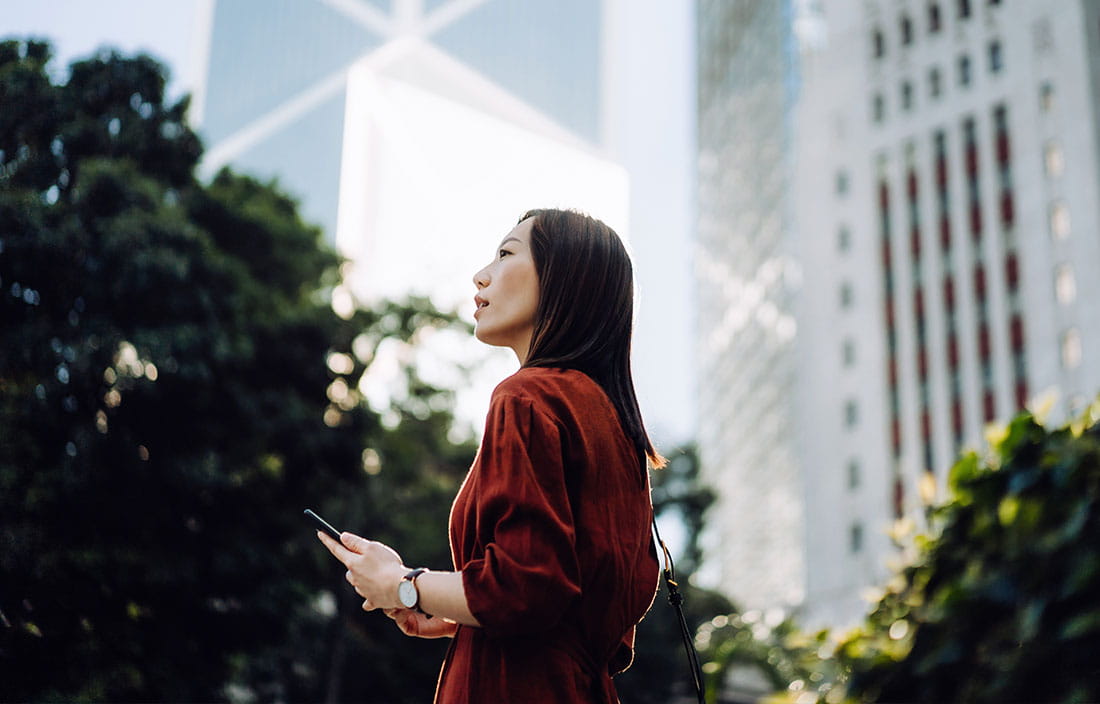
[318,209,663,702]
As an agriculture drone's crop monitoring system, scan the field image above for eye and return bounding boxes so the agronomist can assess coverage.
[498,248,513,259]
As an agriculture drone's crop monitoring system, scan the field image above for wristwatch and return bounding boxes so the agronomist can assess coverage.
[398,567,428,613]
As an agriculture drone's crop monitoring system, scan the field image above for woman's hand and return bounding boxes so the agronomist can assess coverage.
[383,608,458,639]
[317,530,406,612]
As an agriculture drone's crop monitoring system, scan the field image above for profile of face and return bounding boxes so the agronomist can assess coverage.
[472,217,540,363]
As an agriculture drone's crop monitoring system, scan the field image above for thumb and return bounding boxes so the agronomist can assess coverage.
[340,532,370,553]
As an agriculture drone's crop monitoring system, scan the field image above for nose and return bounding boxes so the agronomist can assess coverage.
[473,264,490,289]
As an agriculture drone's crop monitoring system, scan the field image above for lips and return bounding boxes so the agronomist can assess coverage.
[473,295,489,318]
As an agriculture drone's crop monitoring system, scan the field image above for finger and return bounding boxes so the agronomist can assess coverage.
[317,531,354,565]
[340,531,370,553]
[345,569,355,586]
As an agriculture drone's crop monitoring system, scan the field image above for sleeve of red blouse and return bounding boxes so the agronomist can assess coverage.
[461,391,582,638]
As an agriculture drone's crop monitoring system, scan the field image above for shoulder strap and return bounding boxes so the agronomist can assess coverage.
[651,511,706,704]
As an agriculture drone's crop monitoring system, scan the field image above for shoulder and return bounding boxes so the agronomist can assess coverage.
[489,367,619,435]
[491,367,604,408]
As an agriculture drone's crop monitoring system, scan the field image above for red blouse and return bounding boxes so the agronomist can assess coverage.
[435,367,659,703]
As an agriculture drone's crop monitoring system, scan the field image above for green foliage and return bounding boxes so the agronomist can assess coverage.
[0,39,474,702]
[800,401,1100,704]
[696,610,835,704]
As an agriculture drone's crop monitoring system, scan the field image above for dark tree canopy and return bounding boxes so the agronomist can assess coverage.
[0,39,474,702]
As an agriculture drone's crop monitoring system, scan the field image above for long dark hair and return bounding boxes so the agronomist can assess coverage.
[519,208,665,470]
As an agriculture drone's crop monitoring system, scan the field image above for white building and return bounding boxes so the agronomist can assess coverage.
[698,0,1100,628]
[191,0,697,443]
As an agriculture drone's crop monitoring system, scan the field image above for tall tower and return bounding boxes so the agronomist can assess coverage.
[695,0,806,613]
[194,0,628,309]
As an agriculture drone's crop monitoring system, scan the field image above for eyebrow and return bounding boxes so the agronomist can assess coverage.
[498,236,521,247]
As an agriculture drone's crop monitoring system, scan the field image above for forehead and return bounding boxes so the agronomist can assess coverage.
[500,217,535,246]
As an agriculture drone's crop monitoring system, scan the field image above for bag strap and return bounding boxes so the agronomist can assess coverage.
[651,511,706,704]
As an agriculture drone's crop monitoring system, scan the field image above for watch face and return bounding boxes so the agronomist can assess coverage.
[398,579,417,608]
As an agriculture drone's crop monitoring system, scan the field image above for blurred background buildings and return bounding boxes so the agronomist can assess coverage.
[697,0,1100,629]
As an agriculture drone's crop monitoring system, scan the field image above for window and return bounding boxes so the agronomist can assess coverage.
[850,522,864,553]
[989,40,1003,73]
[929,67,942,98]
[845,399,859,428]
[848,459,861,489]
[873,93,886,123]
[838,225,851,252]
[958,54,972,86]
[873,27,885,58]
[836,170,850,196]
[1044,141,1064,177]
[902,80,914,111]
[1062,328,1082,369]
[929,2,942,32]
[901,14,914,45]
[1050,201,1071,239]
[843,338,857,367]
[840,281,855,308]
[1039,82,1054,112]
[1055,264,1077,304]
[958,0,971,19]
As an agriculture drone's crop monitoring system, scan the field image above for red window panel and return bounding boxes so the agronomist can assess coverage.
[966,145,979,175]
[879,181,890,209]
[940,215,951,250]
[893,476,905,518]
[914,287,925,320]
[974,264,987,302]
[952,398,963,436]
[996,133,1010,164]
[1011,314,1024,351]
[908,171,919,198]
[969,202,983,236]
[911,228,922,258]
[889,357,899,386]
[936,158,947,187]
[1005,250,1019,290]
[885,298,896,327]
[1015,379,1028,409]
[1000,190,1015,228]
[892,418,902,455]
[882,240,892,269]
[947,333,959,368]
[983,389,996,421]
[918,347,928,379]
[979,323,991,360]
[921,409,932,441]
[944,276,956,307]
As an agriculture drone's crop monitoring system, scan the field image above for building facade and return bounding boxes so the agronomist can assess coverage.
[194,0,626,306]
[699,0,1100,628]
[696,0,807,613]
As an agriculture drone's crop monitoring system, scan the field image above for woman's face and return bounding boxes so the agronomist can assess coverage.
[472,217,540,363]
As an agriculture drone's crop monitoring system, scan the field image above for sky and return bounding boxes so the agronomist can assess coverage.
[2,0,697,446]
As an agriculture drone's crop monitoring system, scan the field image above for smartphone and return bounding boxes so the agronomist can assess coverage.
[303,508,342,541]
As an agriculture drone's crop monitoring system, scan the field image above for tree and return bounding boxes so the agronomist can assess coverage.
[0,40,475,702]
[723,401,1100,704]
[824,402,1100,703]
